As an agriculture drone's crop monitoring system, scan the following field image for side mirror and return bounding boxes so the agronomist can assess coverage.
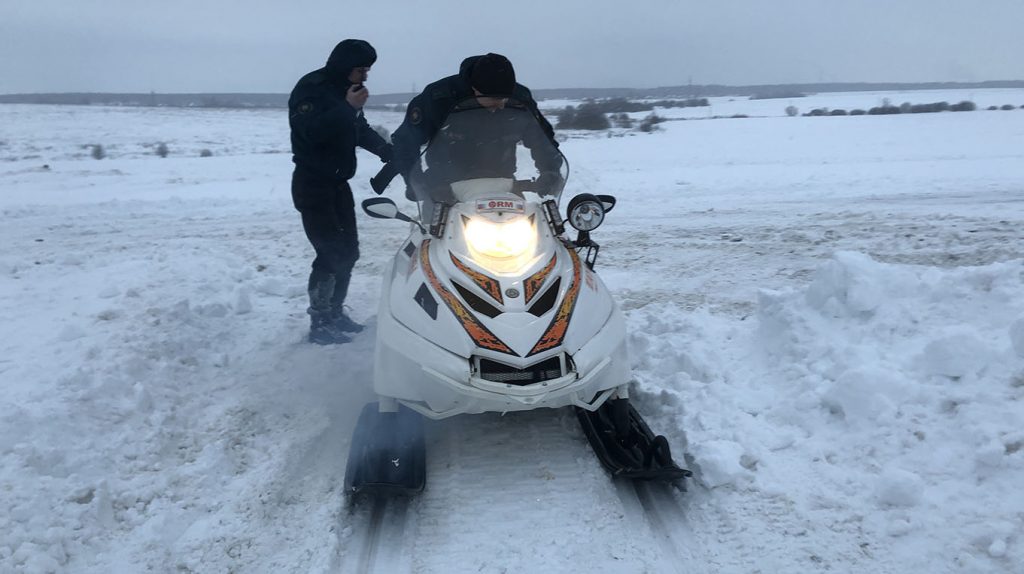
[595,194,616,213]
[362,197,400,219]
[361,197,425,233]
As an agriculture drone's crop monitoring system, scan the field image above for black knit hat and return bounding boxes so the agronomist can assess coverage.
[470,53,516,96]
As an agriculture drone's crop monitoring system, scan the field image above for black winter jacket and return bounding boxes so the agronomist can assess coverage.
[289,41,391,187]
[390,55,556,181]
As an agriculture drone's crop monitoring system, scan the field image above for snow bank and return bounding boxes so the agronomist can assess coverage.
[631,252,1024,571]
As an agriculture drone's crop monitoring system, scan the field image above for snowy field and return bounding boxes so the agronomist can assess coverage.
[2,88,1024,573]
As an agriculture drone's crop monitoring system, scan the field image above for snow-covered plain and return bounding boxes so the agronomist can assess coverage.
[2,89,1024,573]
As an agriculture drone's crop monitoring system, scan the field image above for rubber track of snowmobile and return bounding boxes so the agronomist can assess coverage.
[337,408,704,573]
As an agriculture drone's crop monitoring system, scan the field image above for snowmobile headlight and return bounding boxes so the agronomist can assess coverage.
[464,217,536,259]
[567,194,606,232]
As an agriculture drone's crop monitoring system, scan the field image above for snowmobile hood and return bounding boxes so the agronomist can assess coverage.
[384,194,616,364]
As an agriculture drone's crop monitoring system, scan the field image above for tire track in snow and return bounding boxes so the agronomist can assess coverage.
[400,408,696,573]
[617,480,710,574]
[322,390,705,571]
[340,496,414,574]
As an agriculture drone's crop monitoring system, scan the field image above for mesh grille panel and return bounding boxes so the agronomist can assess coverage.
[478,355,564,386]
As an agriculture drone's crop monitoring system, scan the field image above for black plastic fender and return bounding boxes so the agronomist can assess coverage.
[344,402,427,497]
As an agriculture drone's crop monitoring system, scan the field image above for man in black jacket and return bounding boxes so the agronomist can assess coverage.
[389,53,560,202]
[289,39,392,345]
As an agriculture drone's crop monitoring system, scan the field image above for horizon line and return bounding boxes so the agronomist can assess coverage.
[3,79,1024,99]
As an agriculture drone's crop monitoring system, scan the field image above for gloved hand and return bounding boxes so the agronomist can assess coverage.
[370,161,399,195]
[370,175,388,195]
[425,182,454,203]
[534,171,564,196]
[400,182,447,202]
[377,143,394,163]
[417,171,454,203]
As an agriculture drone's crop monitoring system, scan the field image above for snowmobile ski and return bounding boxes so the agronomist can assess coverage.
[576,399,692,482]
[344,402,426,496]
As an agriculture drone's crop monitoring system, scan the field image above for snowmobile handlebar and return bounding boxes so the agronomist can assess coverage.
[370,162,401,195]
[372,175,547,197]
[512,179,535,194]
[513,174,562,196]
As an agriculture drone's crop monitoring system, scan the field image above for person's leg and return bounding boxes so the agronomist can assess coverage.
[296,181,351,344]
[329,182,363,332]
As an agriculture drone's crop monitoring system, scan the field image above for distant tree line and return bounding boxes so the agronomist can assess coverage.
[556,103,611,130]
[554,98,706,131]
[750,91,806,100]
[794,100,988,117]
[559,97,707,116]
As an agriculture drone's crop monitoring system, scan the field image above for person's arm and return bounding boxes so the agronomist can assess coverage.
[519,89,564,194]
[356,113,392,161]
[532,105,557,146]
[290,83,359,144]
[390,92,434,179]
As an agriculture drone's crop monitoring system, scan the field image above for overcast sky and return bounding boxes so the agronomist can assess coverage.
[2,0,1022,95]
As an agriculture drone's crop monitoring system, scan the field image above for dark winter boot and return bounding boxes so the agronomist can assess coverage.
[308,273,350,345]
[331,307,365,333]
[308,311,351,345]
[328,266,363,333]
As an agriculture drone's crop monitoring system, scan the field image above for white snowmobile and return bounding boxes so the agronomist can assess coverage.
[345,98,690,495]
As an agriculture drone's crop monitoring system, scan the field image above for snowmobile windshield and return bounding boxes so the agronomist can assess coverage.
[408,97,568,208]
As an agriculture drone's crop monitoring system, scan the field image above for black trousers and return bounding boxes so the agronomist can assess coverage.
[293,176,359,314]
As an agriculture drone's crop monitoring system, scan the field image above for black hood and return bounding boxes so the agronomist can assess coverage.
[326,39,377,83]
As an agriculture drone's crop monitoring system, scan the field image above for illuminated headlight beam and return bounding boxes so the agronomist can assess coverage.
[464,218,536,259]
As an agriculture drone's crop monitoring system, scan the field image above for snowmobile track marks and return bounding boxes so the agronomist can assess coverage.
[340,494,414,574]
[357,498,387,574]
[615,479,707,574]
[408,409,693,572]
[337,409,704,573]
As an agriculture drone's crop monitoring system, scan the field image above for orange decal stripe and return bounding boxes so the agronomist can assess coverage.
[449,253,503,305]
[528,249,582,357]
[421,240,517,356]
[524,254,557,304]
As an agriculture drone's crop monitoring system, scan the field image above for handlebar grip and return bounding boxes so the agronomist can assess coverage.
[512,179,534,194]
[370,162,400,195]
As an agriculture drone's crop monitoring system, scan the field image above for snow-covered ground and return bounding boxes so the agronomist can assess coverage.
[2,89,1023,573]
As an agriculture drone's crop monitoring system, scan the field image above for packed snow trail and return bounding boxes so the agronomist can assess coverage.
[333,408,705,573]
[337,496,415,574]
[619,480,698,572]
